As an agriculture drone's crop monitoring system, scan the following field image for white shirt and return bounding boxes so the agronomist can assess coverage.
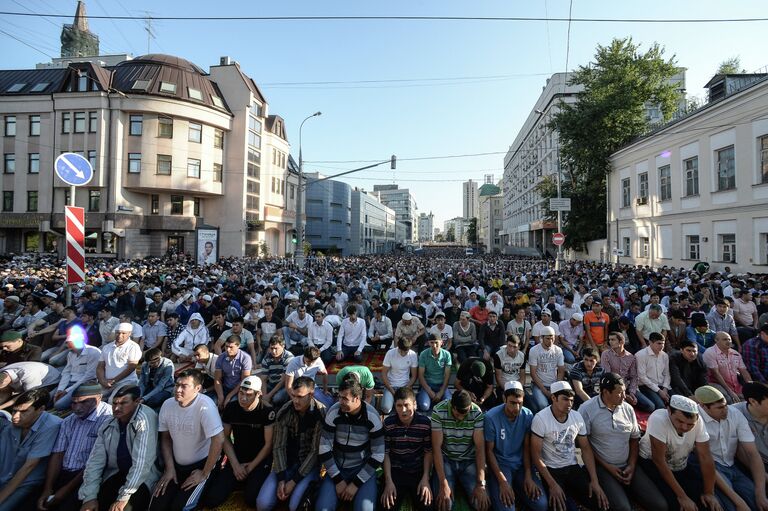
[528,343,564,388]
[531,407,586,469]
[158,394,223,465]
[532,321,560,339]
[382,348,418,388]
[57,345,101,392]
[100,340,141,382]
[2,361,60,392]
[308,321,334,352]
[336,317,367,352]
[635,346,670,393]
[429,324,453,344]
[368,316,393,342]
[494,347,525,386]
[285,311,312,331]
[699,404,755,467]
[639,408,709,471]
[284,355,326,381]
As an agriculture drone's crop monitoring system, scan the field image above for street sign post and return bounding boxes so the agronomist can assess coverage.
[65,206,86,285]
[55,153,93,305]
[549,198,571,211]
[552,232,566,246]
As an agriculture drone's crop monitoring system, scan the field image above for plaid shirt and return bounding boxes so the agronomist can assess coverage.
[742,336,768,383]
[600,348,639,396]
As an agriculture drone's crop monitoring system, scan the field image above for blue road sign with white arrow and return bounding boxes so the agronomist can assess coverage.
[55,152,94,186]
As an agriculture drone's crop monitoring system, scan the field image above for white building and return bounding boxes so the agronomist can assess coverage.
[444,216,468,244]
[371,184,418,242]
[351,189,396,254]
[479,182,503,253]
[462,179,479,219]
[608,73,768,272]
[417,212,434,242]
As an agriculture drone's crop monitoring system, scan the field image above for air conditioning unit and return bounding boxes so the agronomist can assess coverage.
[636,197,648,205]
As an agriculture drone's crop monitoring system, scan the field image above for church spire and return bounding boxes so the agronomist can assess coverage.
[73,1,89,32]
[61,1,99,58]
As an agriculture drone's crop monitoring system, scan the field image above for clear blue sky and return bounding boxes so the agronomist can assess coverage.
[2,0,767,227]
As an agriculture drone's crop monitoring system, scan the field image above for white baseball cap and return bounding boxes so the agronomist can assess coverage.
[240,376,262,392]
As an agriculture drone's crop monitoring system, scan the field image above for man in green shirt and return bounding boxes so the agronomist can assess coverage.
[335,365,375,404]
[418,336,452,412]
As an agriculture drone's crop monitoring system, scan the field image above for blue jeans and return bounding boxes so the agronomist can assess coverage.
[432,457,479,510]
[562,349,577,365]
[0,480,38,511]
[257,467,319,511]
[528,386,550,414]
[316,468,378,511]
[313,388,334,408]
[417,383,452,412]
[53,386,78,411]
[714,462,756,511]
[487,463,548,511]
[282,327,308,349]
[638,386,666,410]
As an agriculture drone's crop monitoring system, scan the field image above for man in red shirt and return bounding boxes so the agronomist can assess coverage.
[469,298,490,328]
[584,302,609,352]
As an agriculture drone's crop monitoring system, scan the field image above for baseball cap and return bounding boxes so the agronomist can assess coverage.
[540,309,551,316]
[240,376,262,392]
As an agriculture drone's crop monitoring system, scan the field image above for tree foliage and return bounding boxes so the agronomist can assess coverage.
[545,38,679,249]
[446,225,456,242]
[467,217,478,246]
[717,56,745,75]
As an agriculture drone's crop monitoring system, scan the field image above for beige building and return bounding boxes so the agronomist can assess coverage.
[608,73,768,272]
[0,53,299,259]
[478,182,503,253]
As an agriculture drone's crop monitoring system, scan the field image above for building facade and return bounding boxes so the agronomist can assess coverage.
[608,73,768,273]
[462,179,479,220]
[417,212,434,242]
[478,183,503,253]
[350,189,396,255]
[371,184,418,242]
[443,217,468,244]
[0,7,302,259]
[304,173,352,255]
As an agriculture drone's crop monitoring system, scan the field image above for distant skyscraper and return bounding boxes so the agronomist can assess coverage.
[60,1,99,58]
[463,179,479,219]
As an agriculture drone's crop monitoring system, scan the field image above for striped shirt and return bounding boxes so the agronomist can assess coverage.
[383,412,432,474]
[261,349,294,391]
[53,401,113,471]
[431,400,484,462]
[319,401,384,486]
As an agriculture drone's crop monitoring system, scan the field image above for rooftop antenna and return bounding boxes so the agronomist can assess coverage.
[144,13,156,54]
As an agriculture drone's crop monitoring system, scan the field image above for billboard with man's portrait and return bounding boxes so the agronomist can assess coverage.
[196,228,218,266]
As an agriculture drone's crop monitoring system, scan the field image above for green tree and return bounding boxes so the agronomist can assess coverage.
[466,217,478,247]
[544,37,679,249]
[717,56,745,75]
[446,225,456,242]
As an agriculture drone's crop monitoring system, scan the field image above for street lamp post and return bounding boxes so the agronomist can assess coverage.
[295,111,321,269]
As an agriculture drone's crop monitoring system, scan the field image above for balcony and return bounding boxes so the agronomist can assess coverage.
[123,170,224,196]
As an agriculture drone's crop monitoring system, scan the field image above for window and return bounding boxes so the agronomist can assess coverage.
[188,87,203,101]
[4,154,15,174]
[187,158,201,179]
[30,82,49,92]
[212,96,225,108]
[716,146,736,191]
[28,153,39,174]
[129,115,143,136]
[4,116,15,136]
[170,195,183,215]
[188,122,202,143]
[128,153,141,173]
[88,190,100,212]
[157,154,172,175]
[88,150,96,171]
[151,194,159,215]
[250,102,262,117]
[659,165,671,201]
[88,111,98,132]
[638,172,648,198]
[290,184,295,200]
[2,191,13,212]
[29,115,40,136]
[247,149,260,179]
[640,237,650,258]
[214,129,223,149]
[193,198,201,217]
[27,191,38,212]
[271,177,283,194]
[621,178,630,208]
[248,131,261,148]
[6,83,25,93]
[213,163,222,182]
[720,234,736,262]
[686,235,700,260]
[760,135,768,184]
[158,116,173,138]
[248,115,261,148]
[684,157,699,196]
[62,112,71,133]
[131,79,150,91]
[78,74,88,92]
[74,112,86,133]
[246,194,259,210]
[249,116,262,133]
[159,82,176,94]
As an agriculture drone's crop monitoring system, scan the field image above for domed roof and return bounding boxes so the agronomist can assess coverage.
[118,54,206,75]
[479,183,501,196]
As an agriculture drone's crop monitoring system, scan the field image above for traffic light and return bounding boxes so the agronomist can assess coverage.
[390,155,396,169]
[291,229,298,244]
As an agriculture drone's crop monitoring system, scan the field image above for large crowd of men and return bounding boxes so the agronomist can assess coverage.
[1,250,768,511]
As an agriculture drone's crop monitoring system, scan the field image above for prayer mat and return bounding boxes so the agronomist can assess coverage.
[326,350,386,374]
